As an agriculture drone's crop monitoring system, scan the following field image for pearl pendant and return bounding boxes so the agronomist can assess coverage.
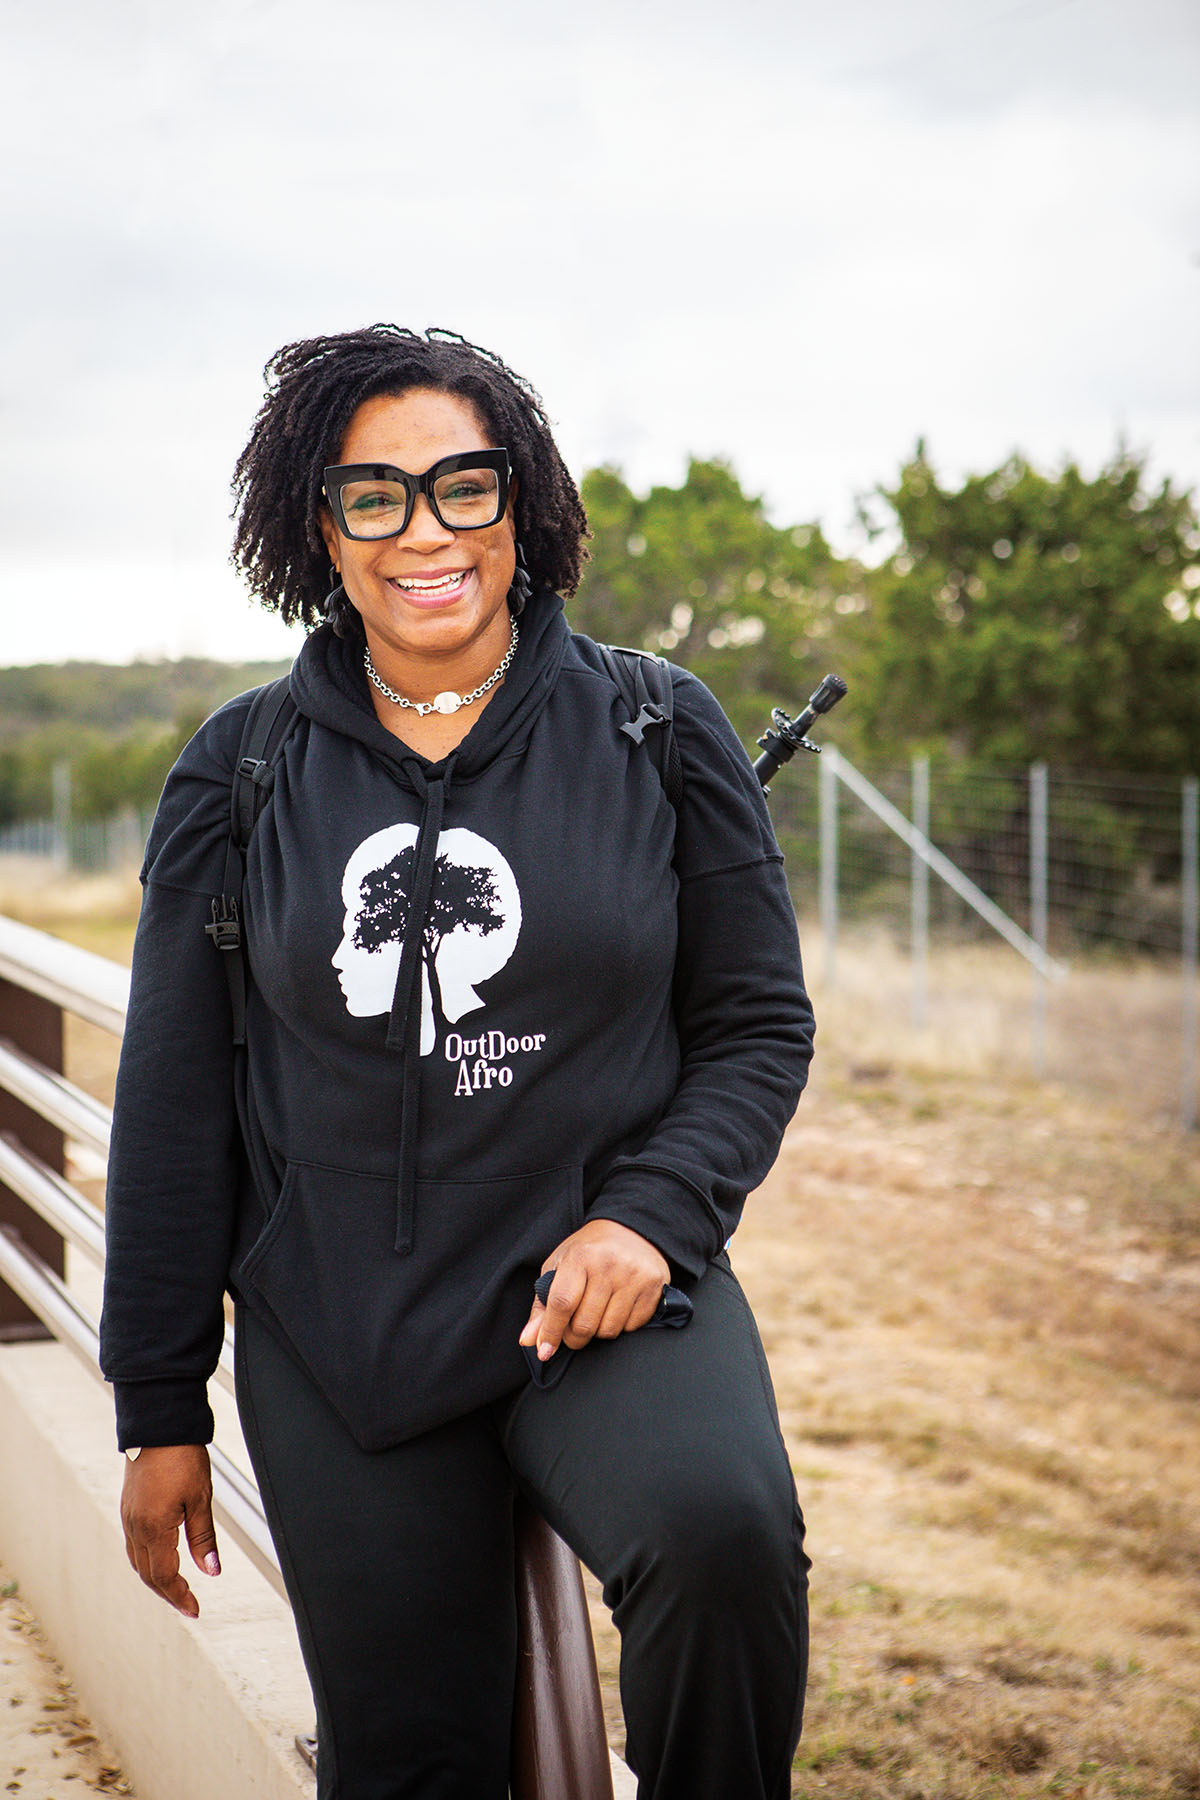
[432,691,463,715]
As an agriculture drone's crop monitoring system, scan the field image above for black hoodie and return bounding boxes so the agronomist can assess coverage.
[100,594,815,1451]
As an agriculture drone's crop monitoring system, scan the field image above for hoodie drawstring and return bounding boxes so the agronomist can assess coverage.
[387,753,455,1253]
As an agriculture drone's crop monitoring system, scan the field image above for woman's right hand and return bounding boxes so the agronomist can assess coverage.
[120,1444,221,1619]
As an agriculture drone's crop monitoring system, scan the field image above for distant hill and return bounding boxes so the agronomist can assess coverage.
[0,658,294,743]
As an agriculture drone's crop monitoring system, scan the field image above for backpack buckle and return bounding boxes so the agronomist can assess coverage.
[205,896,241,952]
[619,702,667,746]
[238,757,276,792]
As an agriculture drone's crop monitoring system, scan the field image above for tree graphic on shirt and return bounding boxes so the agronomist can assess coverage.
[353,848,504,1033]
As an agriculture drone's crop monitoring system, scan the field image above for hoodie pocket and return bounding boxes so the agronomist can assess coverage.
[237,1159,583,1449]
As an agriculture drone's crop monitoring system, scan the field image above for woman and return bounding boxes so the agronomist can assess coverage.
[100,325,815,1800]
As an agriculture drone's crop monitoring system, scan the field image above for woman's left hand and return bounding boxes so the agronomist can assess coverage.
[519,1219,671,1363]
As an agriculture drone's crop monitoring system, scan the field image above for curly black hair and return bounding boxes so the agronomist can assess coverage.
[231,325,590,629]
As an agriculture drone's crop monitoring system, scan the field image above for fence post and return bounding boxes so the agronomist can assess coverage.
[819,747,839,991]
[1029,763,1049,1077]
[52,759,72,871]
[1182,777,1198,1133]
[911,756,930,1030]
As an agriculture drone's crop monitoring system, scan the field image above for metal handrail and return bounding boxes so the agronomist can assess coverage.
[0,1070,306,1416]
[0,1224,102,1362]
[0,933,306,1603]
[0,915,129,1034]
[0,1038,112,1153]
[0,1134,106,1262]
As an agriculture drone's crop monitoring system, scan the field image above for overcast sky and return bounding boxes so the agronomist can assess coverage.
[2,0,1197,665]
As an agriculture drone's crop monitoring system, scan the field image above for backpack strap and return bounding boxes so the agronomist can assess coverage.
[205,676,298,1045]
[596,644,684,813]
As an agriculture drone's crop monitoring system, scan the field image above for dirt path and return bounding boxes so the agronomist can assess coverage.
[0,1567,133,1798]
[588,1057,1200,1798]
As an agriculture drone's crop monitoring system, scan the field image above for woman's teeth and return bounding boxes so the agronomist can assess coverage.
[394,572,467,593]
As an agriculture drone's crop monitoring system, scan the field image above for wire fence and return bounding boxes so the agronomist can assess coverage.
[2,761,1197,1129]
[770,761,1193,954]
[0,807,153,873]
[769,758,1198,1131]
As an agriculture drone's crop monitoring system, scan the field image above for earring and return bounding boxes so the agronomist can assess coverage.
[508,540,533,616]
[325,566,351,637]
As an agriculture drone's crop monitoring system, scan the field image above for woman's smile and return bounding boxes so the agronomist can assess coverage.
[388,567,474,607]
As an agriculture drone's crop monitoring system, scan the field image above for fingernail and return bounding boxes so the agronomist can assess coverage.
[538,1342,556,1362]
[204,1552,221,1577]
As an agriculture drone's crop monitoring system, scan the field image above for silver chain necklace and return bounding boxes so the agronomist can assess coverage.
[363,615,519,717]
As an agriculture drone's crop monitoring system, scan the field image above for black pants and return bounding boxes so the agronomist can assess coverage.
[235,1256,809,1800]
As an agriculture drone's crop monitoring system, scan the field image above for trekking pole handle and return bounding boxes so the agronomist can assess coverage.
[753,673,848,792]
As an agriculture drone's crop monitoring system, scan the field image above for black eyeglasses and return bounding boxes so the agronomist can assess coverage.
[323,449,511,540]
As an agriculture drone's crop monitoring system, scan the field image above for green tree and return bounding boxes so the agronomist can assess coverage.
[0,658,290,743]
[854,446,1200,771]
[570,460,857,744]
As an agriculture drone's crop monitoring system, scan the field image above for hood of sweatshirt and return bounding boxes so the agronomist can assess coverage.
[289,589,571,787]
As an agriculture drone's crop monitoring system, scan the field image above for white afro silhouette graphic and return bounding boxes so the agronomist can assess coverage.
[332,826,522,1054]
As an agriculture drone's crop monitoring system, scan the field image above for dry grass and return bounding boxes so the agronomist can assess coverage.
[7,879,1200,1798]
[0,859,142,965]
[810,923,1191,1130]
[748,1079,1200,1800]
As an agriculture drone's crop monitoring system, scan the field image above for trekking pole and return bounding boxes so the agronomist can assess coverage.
[752,673,847,793]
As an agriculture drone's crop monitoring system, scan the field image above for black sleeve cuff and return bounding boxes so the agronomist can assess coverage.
[112,1377,215,1452]
[589,1167,725,1282]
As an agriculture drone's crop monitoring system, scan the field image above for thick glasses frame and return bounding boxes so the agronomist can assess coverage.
[323,448,512,540]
